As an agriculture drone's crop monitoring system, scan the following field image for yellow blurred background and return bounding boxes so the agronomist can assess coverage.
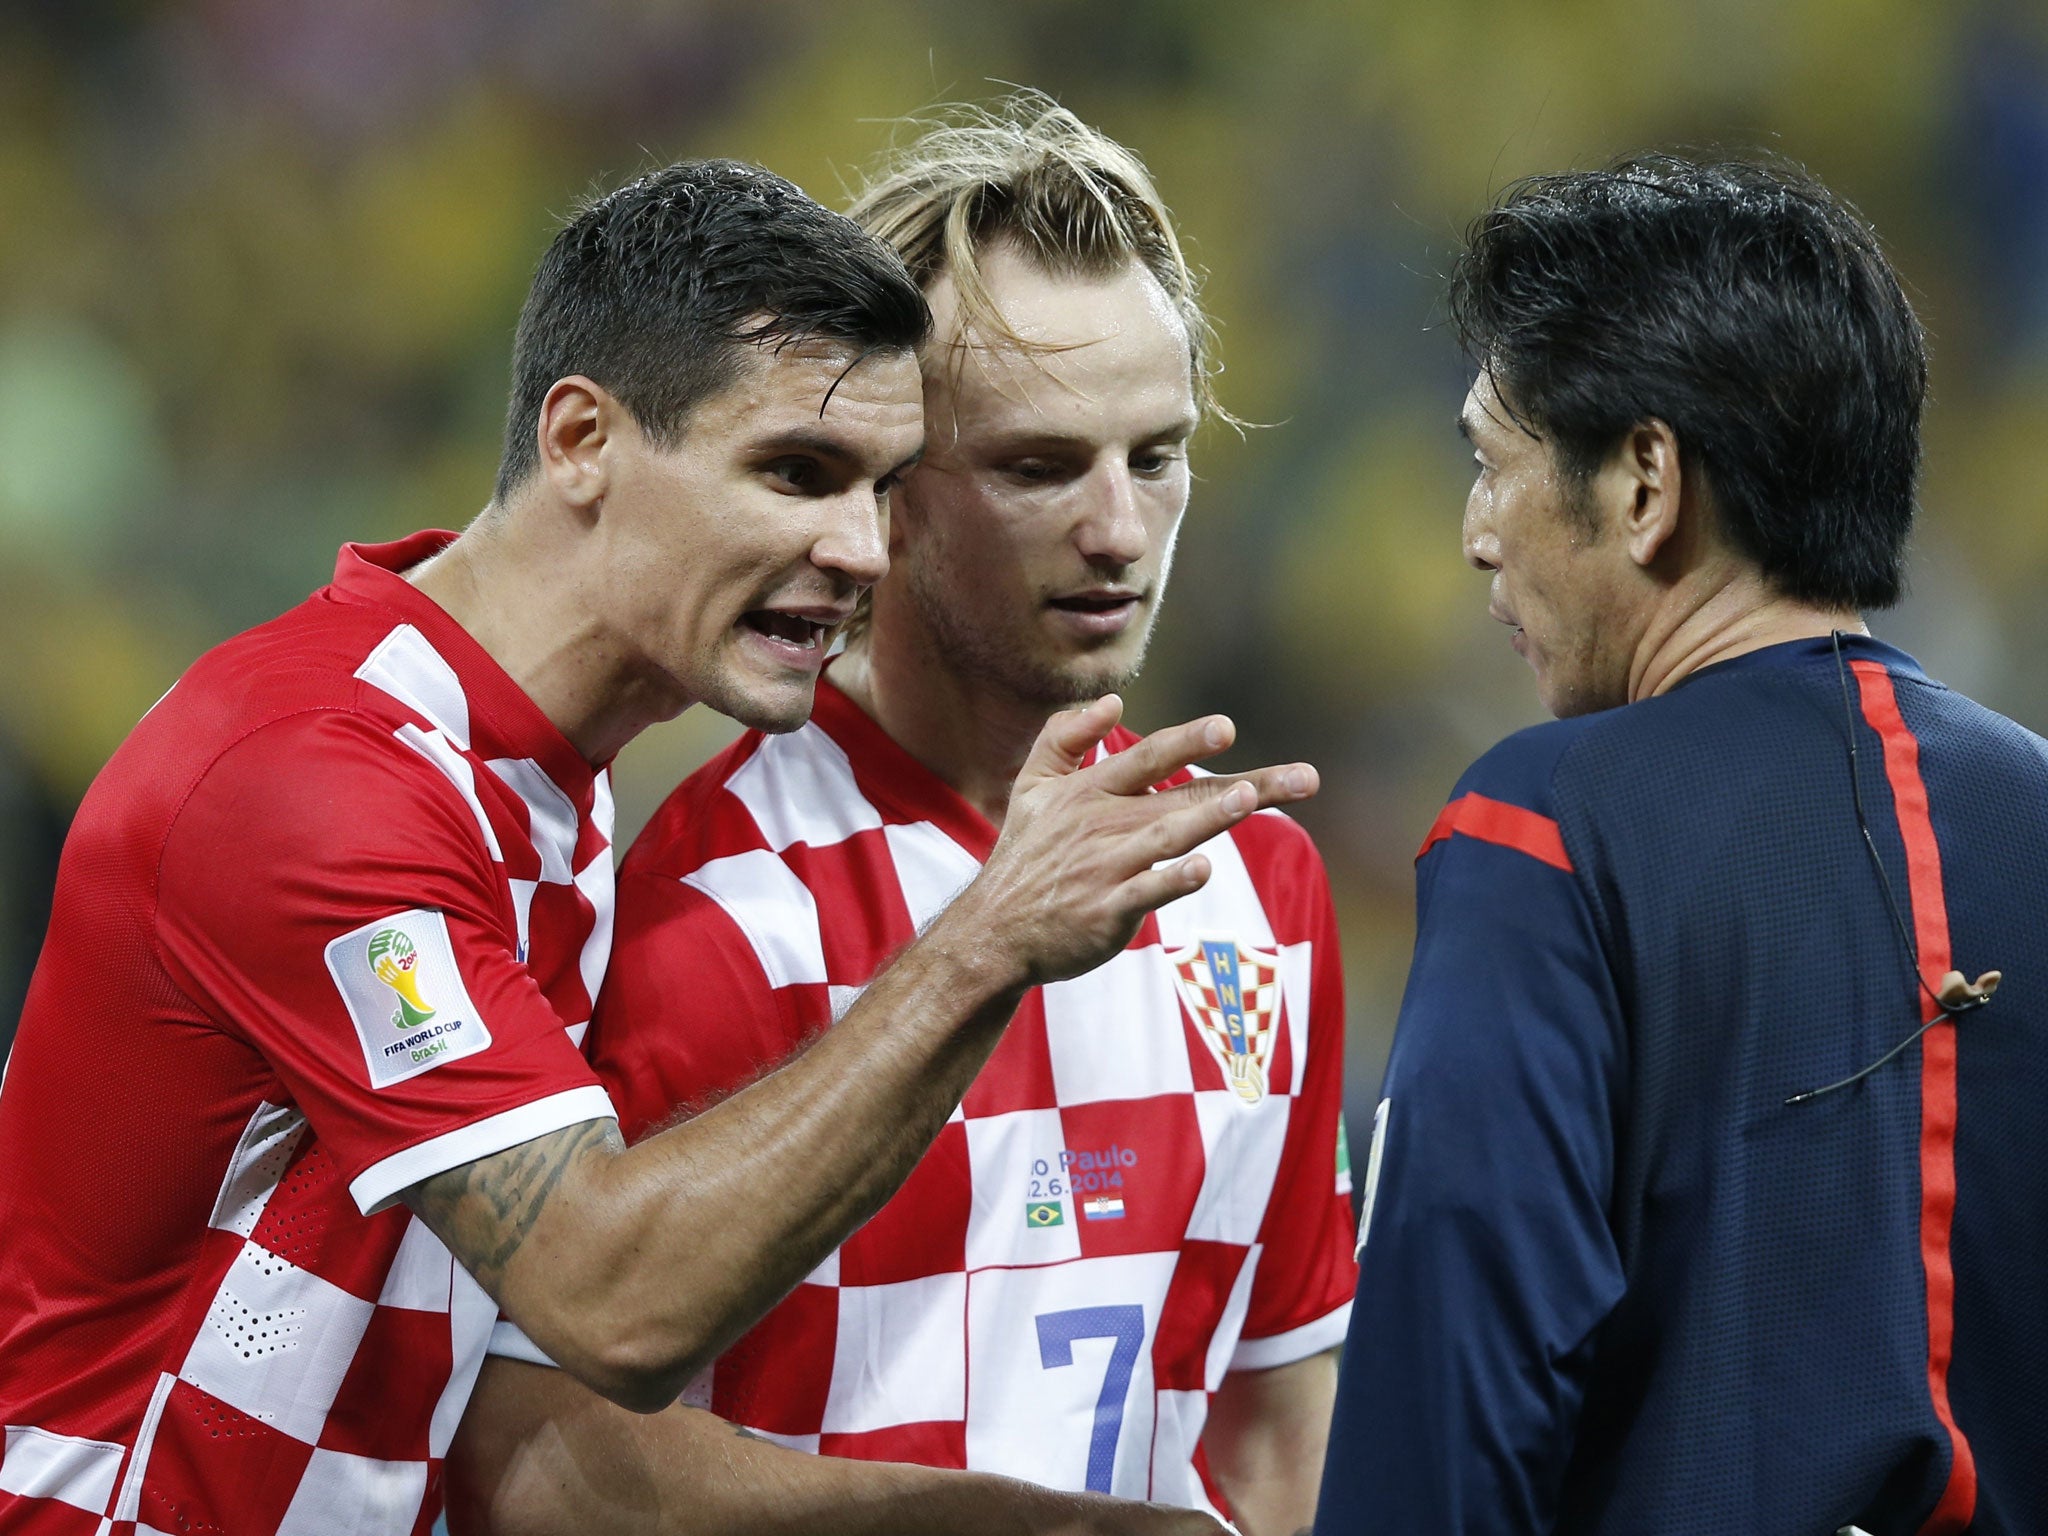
[5,0,2047,1133]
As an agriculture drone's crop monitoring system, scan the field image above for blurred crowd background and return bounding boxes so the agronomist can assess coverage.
[4,0,2047,1137]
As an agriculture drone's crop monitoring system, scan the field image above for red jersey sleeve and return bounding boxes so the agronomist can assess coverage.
[586,863,828,1145]
[1233,820,1359,1367]
[154,711,610,1214]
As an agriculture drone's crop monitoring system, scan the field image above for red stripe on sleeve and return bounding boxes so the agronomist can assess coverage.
[1415,792,1573,872]
[1850,658,1978,1534]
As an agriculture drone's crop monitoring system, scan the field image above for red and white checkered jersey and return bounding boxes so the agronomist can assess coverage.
[580,676,1356,1515]
[0,532,616,1536]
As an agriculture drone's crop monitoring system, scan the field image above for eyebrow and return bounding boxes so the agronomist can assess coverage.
[752,427,922,480]
[980,416,1202,453]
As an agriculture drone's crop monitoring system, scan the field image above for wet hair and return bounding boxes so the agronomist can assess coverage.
[848,90,1228,423]
[1448,153,1927,610]
[496,159,929,500]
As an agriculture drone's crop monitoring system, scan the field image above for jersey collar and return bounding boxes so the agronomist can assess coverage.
[1676,630,1931,690]
[328,531,598,791]
[805,670,1002,861]
[801,669,1163,865]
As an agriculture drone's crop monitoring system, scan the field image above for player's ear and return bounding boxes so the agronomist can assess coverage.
[1614,417,1684,568]
[537,375,616,517]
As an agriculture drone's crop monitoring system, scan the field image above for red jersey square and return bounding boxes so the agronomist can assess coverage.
[320,1305,452,1459]
[820,1419,967,1468]
[782,830,918,986]
[139,1380,314,1536]
[839,1120,970,1285]
[1152,1240,1252,1390]
[960,994,1056,1120]
[711,1283,838,1437]
[1056,1094,1205,1259]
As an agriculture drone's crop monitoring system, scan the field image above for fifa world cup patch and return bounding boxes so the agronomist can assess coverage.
[325,908,493,1089]
[1167,934,1281,1102]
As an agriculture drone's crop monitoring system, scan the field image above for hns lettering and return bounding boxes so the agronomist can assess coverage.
[1168,935,1280,1103]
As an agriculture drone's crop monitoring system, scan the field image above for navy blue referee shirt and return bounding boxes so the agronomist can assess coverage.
[1317,634,2047,1535]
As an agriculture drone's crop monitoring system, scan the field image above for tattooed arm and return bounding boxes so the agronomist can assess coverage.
[409,1117,626,1298]
[404,913,1018,1411]
[407,702,1317,1411]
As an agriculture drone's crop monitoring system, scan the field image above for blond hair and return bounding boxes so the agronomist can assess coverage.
[848,91,1230,423]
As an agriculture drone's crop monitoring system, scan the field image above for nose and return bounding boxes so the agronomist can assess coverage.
[814,488,891,590]
[1075,462,1149,569]
[1462,486,1499,573]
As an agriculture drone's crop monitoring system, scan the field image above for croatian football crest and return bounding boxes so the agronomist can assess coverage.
[1168,934,1280,1102]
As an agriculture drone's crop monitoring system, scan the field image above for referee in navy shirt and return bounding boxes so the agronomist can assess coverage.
[1318,157,2047,1535]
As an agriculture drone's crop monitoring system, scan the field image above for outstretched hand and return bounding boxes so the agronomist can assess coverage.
[949,695,1318,992]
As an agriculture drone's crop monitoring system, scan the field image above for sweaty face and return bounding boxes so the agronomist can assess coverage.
[597,340,924,732]
[886,247,1199,707]
[1459,371,1636,717]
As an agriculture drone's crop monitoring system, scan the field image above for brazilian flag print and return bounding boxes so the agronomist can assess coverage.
[1025,1201,1064,1228]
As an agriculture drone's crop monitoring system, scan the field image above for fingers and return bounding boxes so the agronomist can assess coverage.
[1173,760,1320,812]
[1131,783,1261,872]
[1111,767,1320,916]
[1019,695,1126,784]
[1088,712,1235,795]
[1119,855,1213,914]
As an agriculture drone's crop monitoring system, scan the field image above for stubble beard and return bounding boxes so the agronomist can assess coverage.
[905,561,1155,711]
[695,644,819,736]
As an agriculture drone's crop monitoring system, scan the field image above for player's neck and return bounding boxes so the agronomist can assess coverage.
[830,636,1050,831]
[407,507,678,763]
[1627,564,1865,702]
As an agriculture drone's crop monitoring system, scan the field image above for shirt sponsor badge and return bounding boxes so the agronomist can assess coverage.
[325,908,493,1088]
[1168,934,1281,1102]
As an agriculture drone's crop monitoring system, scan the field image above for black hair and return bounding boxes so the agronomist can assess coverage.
[496,159,930,500]
[1448,154,1927,610]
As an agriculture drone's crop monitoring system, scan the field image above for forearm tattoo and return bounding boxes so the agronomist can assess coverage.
[405,1117,624,1295]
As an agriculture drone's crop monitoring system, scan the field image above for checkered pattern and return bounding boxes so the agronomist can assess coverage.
[586,678,1357,1513]
[0,535,616,1536]
[127,1117,499,1536]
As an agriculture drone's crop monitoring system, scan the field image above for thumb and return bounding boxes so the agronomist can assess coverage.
[1019,694,1124,786]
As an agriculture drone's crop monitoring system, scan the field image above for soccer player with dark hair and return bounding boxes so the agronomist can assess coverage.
[447,97,1351,1536]
[1315,155,2048,1534]
[0,160,1316,1536]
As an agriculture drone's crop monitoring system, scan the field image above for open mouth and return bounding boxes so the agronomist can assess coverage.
[1045,591,1143,639]
[1049,594,1137,615]
[742,610,833,650]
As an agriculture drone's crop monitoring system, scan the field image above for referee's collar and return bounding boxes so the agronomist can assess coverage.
[1677,631,1929,690]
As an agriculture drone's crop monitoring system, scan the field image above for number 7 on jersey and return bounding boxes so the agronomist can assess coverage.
[1035,1304,1146,1493]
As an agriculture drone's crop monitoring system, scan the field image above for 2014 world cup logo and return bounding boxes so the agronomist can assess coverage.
[367,928,437,1032]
